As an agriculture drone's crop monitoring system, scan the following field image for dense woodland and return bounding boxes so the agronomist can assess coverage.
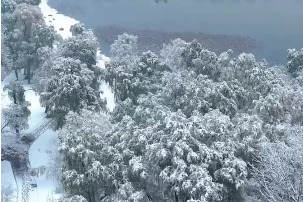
[1,0,303,202]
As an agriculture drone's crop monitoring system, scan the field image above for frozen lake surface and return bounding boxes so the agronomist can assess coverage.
[49,0,303,64]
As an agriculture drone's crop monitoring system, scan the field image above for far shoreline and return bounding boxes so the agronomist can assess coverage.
[95,25,259,56]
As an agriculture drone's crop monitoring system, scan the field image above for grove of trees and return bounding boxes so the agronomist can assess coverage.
[58,34,303,202]
[1,1,303,201]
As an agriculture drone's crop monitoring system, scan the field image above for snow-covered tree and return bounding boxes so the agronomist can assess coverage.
[104,105,249,201]
[12,3,44,82]
[252,126,303,202]
[1,0,18,79]
[233,55,279,103]
[39,57,106,128]
[2,103,31,135]
[31,23,55,49]
[1,0,16,14]
[2,81,30,135]
[14,0,41,5]
[1,0,16,34]
[281,86,303,125]
[160,38,187,70]
[253,93,287,125]
[59,110,113,202]
[28,23,56,78]
[160,72,249,118]
[70,22,85,36]
[181,40,235,81]
[60,29,99,70]
[12,3,43,45]
[32,46,59,98]
[231,113,266,165]
[1,33,13,80]
[287,48,303,78]
[3,81,26,105]
[59,195,88,202]
[110,33,138,64]
[104,51,171,104]
[57,31,303,202]
[59,29,100,89]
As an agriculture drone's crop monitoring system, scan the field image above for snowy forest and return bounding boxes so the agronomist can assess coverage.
[1,0,303,202]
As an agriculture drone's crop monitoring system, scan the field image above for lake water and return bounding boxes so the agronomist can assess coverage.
[48,0,303,64]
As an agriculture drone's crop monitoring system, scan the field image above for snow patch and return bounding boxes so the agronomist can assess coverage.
[29,129,58,168]
[39,0,79,39]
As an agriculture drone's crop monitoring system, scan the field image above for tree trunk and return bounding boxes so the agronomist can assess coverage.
[13,92,17,104]
[15,69,19,80]
[45,105,49,113]
[175,192,178,202]
[15,126,20,138]
[27,62,31,84]
[24,67,27,75]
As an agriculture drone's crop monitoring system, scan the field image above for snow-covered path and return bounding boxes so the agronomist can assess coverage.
[28,129,61,202]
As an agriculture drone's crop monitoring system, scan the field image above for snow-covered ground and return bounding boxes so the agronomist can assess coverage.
[28,129,61,201]
[39,0,78,39]
[1,71,61,202]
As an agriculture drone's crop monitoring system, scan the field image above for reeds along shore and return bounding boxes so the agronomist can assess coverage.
[95,25,258,55]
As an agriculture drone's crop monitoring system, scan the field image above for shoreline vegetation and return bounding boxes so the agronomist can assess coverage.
[95,25,258,55]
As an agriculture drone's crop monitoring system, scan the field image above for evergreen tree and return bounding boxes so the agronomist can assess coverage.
[2,81,30,135]
[1,33,13,80]
[160,38,187,70]
[287,48,303,79]
[59,110,112,202]
[2,103,31,136]
[252,126,303,202]
[70,22,85,36]
[110,33,138,64]
[3,81,26,104]
[105,50,171,104]
[59,29,100,89]
[40,57,106,128]
[57,32,303,202]
[12,3,44,82]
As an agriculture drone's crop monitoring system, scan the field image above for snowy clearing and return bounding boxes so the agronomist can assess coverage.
[39,0,79,39]
[29,129,57,168]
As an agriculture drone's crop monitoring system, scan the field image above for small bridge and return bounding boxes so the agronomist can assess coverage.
[9,117,54,202]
